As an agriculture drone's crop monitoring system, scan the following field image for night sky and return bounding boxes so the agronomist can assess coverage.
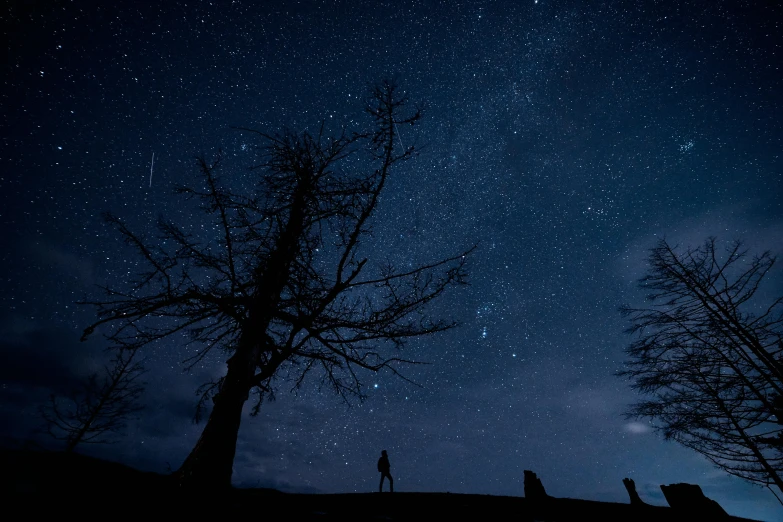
[2,1,782,519]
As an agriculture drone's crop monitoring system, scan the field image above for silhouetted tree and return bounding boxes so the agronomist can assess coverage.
[41,348,145,452]
[80,81,472,489]
[620,237,783,492]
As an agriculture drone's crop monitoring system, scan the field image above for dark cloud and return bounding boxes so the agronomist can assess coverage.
[0,320,98,394]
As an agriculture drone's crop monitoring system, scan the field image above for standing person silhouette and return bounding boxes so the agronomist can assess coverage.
[377,450,393,493]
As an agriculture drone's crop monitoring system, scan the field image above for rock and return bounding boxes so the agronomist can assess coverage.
[524,470,549,502]
[660,483,728,518]
[622,477,646,506]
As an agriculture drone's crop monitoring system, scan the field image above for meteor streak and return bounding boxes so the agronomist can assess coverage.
[149,152,155,187]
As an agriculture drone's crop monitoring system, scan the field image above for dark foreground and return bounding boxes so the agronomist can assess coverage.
[1,450,763,521]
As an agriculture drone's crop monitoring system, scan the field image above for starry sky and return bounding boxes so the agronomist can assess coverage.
[1,1,782,519]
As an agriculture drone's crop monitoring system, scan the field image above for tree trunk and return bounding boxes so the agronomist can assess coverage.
[174,346,255,489]
[174,178,309,489]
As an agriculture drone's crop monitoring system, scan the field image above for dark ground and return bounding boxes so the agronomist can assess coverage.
[0,450,765,521]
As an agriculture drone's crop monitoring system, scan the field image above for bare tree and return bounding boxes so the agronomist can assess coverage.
[80,81,473,488]
[620,237,783,492]
[41,348,145,452]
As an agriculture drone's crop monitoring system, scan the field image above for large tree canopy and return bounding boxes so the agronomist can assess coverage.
[81,81,473,488]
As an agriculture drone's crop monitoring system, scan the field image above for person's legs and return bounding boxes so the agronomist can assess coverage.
[389,473,393,493]
[379,474,385,492]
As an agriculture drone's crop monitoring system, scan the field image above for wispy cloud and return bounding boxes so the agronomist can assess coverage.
[624,421,651,435]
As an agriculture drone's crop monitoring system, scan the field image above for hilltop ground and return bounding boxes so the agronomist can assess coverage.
[1,450,763,521]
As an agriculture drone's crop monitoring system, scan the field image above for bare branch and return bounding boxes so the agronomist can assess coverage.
[80,80,473,489]
[41,348,145,452]
[620,237,783,491]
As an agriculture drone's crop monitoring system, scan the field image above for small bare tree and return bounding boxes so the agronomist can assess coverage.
[80,80,472,488]
[42,348,145,452]
[620,237,783,492]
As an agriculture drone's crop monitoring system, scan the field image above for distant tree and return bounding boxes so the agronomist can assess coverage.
[620,237,783,492]
[80,80,472,489]
[41,348,145,452]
